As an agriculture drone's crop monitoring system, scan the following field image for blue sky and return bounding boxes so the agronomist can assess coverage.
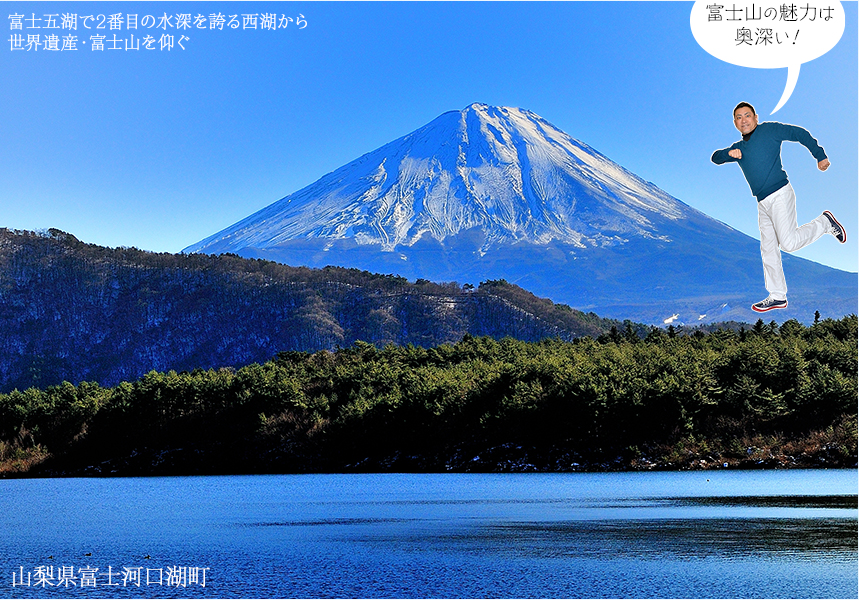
[2,1,857,274]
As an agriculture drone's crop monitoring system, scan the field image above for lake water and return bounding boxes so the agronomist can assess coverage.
[1,470,856,598]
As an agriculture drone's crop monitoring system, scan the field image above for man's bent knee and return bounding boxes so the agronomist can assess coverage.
[778,235,804,253]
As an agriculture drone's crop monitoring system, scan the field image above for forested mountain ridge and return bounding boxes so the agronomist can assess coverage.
[0,228,619,392]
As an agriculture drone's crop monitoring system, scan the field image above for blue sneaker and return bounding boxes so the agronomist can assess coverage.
[823,211,846,243]
[752,296,788,313]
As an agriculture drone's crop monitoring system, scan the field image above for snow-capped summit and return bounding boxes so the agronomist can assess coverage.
[186,103,690,256]
[185,104,856,325]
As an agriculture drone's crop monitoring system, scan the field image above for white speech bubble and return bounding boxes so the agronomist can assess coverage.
[691,1,845,114]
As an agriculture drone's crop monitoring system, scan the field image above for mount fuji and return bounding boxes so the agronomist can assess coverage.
[185,104,856,324]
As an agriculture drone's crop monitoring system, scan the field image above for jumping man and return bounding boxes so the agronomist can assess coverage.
[711,102,846,313]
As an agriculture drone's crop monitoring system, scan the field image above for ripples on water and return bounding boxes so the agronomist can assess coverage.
[1,471,856,598]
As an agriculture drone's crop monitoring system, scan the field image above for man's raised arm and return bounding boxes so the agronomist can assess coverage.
[711,145,741,164]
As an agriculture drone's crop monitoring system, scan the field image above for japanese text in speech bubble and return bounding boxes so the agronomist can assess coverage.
[690,1,845,114]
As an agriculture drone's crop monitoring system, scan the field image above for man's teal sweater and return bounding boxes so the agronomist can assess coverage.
[711,121,827,202]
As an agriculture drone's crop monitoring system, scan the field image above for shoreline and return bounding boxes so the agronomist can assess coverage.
[4,437,855,479]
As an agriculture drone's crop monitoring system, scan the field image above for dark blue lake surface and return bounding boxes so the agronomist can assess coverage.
[1,470,856,598]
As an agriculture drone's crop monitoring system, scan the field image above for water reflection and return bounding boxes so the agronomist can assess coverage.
[667,494,857,509]
[472,518,858,559]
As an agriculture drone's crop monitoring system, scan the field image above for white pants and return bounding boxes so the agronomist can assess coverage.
[757,183,830,300]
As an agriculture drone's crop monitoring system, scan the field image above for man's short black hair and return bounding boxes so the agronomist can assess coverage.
[734,101,756,116]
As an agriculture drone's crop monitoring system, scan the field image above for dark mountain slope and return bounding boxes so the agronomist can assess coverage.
[0,228,618,392]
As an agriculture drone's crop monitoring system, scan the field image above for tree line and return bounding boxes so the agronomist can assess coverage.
[1,315,855,475]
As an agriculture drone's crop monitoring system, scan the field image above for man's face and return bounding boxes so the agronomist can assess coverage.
[733,107,758,136]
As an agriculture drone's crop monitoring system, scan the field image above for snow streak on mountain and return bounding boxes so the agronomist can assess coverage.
[187,104,698,256]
